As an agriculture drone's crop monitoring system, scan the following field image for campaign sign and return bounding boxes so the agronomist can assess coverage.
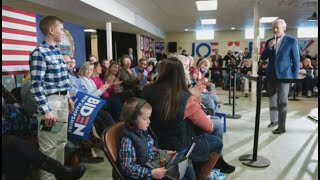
[68,91,106,140]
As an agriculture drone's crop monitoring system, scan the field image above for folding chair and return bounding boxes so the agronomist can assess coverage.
[101,122,125,180]
[214,112,227,133]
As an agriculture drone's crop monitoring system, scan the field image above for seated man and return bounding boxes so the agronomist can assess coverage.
[131,58,148,89]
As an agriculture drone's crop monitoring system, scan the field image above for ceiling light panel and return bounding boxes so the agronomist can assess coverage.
[201,19,216,24]
[260,17,278,23]
[196,0,218,11]
[84,29,96,32]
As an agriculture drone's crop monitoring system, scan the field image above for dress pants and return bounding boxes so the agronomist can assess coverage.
[267,80,290,131]
[37,95,69,180]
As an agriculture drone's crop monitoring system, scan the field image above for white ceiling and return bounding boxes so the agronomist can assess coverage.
[3,0,318,40]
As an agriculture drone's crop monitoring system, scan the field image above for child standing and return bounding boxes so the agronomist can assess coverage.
[118,97,195,179]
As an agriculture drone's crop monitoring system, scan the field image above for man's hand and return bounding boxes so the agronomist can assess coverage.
[43,112,57,127]
[13,103,20,108]
[151,167,167,179]
[166,150,177,155]
[68,98,75,113]
[269,39,276,49]
[137,73,144,80]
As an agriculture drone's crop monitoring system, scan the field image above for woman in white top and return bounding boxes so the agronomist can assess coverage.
[77,62,109,97]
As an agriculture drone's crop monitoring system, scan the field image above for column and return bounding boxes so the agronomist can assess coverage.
[106,22,113,60]
[91,32,98,59]
[136,34,142,59]
[251,0,260,101]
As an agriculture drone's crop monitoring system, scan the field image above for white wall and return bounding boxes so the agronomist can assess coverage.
[163,29,318,61]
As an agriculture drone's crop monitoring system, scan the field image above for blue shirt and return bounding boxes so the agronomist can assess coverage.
[69,74,88,95]
[29,41,71,114]
[131,66,148,86]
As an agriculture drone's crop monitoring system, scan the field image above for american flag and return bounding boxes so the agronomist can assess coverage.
[2,5,37,75]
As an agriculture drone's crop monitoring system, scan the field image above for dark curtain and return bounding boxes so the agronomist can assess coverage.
[97,29,107,61]
[97,29,137,61]
[85,32,92,61]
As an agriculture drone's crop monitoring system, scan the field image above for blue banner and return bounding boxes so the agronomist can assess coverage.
[68,91,106,140]
[36,15,86,69]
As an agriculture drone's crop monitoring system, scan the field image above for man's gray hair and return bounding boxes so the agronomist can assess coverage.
[272,19,287,30]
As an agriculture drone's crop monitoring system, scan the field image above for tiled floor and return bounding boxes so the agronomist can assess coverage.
[80,87,318,180]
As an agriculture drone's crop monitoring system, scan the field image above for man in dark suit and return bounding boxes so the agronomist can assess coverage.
[261,19,300,134]
[156,48,167,62]
[128,48,137,68]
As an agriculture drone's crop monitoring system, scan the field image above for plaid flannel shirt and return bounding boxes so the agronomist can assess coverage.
[29,41,70,114]
[119,132,158,179]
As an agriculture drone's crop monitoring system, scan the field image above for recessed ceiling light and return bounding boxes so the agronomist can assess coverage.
[196,0,217,11]
[231,27,235,30]
[260,17,278,23]
[84,29,96,32]
[196,30,215,40]
[185,29,189,31]
[201,19,216,25]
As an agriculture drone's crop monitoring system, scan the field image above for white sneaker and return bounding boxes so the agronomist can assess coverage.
[307,90,312,97]
[313,86,318,93]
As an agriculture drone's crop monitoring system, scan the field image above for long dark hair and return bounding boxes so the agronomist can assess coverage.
[154,58,189,120]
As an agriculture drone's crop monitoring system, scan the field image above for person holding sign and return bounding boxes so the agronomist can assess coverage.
[118,97,195,180]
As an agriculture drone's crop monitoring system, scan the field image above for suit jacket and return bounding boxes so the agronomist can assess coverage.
[261,35,300,80]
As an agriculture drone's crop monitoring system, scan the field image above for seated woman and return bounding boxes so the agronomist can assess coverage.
[301,58,315,97]
[190,59,223,114]
[118,55,142,95]
[239,59,252,97]
[211,60,223,86]
[77,61,116,133]
[146,61,158,82]
[65,59,112,163]
[197,58,210,78]
[141,58,235,180]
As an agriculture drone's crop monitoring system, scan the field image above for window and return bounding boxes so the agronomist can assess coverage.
[196,30,215,40]
[245,28,265,39]
[298,27,318,38]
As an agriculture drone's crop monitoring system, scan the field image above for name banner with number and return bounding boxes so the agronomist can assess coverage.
[68,91,106,140]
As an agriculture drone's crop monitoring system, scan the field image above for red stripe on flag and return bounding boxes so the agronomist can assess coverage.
[84,117,90,125]
[2,6,36,18]
[2,71,29,75]
[2,39,37,46]
[2,27,37,37]
[76,115,81,123]
[2,50,32,55]
[80,117,85,124]
[2,16,36,27]
[2,61,29,66]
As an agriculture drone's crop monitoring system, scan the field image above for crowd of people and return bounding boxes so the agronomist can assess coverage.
[2,15,318,180]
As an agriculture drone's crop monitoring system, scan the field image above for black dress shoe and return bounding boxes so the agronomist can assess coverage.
[267,122,278,128]
[272,129,286,134]
[214,156,235,174]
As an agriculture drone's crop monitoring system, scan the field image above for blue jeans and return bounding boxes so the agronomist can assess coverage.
[201,93,219,112]
[202,116,224,155]
[211,116,224,140]
[181,165,196,180]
